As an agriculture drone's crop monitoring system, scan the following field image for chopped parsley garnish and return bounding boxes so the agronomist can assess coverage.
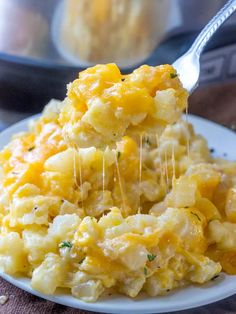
[147,254,156,262]
[170,73,178,79]
[144,267,148,276]
[117,151,121,159]
[79,257,85,264]
[191,211,201,222]
[28,146,35,151]
[59,241,72,250]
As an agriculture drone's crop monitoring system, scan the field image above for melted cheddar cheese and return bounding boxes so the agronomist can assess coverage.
[0,64,236,302]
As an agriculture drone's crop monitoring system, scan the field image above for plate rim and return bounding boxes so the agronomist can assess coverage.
[0,113,236,314]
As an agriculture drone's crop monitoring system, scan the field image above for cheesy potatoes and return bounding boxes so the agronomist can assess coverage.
[0,63,236,302]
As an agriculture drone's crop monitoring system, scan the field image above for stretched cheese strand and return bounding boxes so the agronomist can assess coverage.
[102,154,105,202]
[138,134,143,213]
[156,134,166,194]
[171,143,176,185]
[115,155,126,214]
[164,149,169,192]
[78,152,84,211]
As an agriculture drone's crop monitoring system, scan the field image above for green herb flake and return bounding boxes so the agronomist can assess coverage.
[147,254,156,262]
[170,72,178,79]
[191,211,201,222]
[117,151,121,159]
[79,257,85,264]
[59,241,72,250]
[28,146,35,152]
[144,267,148,276]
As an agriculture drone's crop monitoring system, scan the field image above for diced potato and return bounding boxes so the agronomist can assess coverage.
[225,188,236,222]
[219,251,236,275]
[190,136,211,161]
[15,184,40,198]
[119,275,145,297]
[119,244,148,271]
[140,179,162,202]
[48,214,80,241]
[0,192,10,216]
[82,98,129,142]
[149,201,167,217]
[126,214,157,234]
[42,99,63,121]
[0,232,28,274]
[76,216,101,246]
[23,226,57,266]
[10,196,61,226]
[59,199,83,216]
[195,197,221,221]
[187,257,221,283]
[79,255,118,288]
[72,279,104,302]
[187,164,221,199]
[154,89,181,124]
[116,136,139,181]
[44,148,78,176]
[167,176,197,208]
[208,220,236,250]
[157,208,206,253]
[98,207,124,229]
[31,253,63,294]
[145,269,176,296]
[40,171,78,202]
[168,254,188,280]
[84,190,113,217]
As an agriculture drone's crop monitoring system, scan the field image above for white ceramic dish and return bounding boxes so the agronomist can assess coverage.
[0,114,236,314]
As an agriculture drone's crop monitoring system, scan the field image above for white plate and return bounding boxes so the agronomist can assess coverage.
[0,114,236,314]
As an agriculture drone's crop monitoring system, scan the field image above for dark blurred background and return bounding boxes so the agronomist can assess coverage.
[0,0,235,132]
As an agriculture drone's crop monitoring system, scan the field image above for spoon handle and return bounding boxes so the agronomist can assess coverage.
[190,0,236,57]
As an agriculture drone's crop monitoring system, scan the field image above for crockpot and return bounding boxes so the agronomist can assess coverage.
[0,0,235,113]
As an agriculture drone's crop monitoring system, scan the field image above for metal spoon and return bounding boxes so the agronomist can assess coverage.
[173,0,236,93]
